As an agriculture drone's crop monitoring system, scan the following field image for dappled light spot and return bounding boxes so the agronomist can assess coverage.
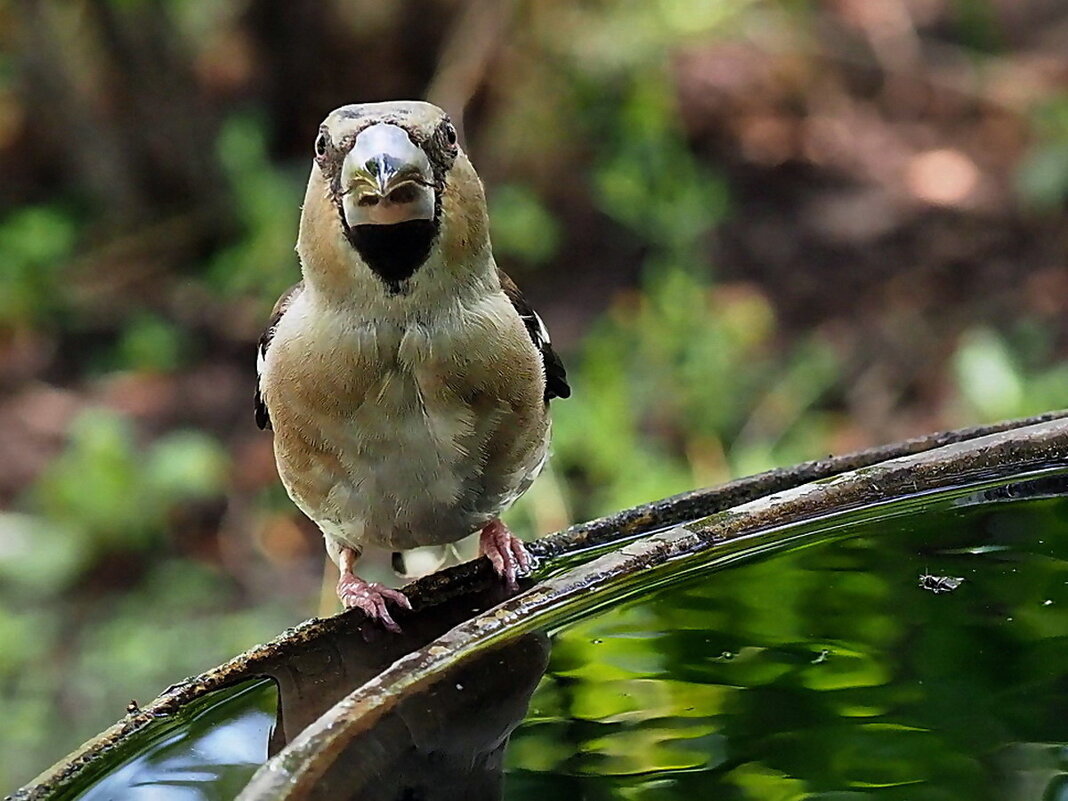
[905,149,980,207]
[254,513,313,566]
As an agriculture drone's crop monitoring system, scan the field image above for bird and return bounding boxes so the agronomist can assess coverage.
[254,100,569,631]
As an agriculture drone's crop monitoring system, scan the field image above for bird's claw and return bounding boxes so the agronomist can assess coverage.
[337,574,412,633]
[479,520,532,589]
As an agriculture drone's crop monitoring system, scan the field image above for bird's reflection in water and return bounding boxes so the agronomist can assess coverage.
[260,583,549,800]
[310,633,548,801]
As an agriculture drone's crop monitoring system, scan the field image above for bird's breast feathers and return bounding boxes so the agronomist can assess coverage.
[261,289,548,549]
[264,288,542,407]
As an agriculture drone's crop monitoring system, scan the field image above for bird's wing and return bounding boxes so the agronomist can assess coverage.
[498,268,570,401]
[255,281,304,430]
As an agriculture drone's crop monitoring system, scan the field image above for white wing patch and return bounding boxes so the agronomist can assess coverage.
[531,309,551,346]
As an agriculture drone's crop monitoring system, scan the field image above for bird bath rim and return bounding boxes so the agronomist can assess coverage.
[9,410,1068,801]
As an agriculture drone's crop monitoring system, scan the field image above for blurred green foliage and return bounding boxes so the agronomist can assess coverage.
[0,206,79,326]
[208,115,303,304]
[544,268,841,518]
[114,312,187,373]
[954,326,1068,423]
[508,68,839,524]
[489,184,561,266]
[28,409,229,568]
[1017,93,1068,210]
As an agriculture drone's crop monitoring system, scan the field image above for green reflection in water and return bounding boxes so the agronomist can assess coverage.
[507,478,1068,800]
[68,678,277,801]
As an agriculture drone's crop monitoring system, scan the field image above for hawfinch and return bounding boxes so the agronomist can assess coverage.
[255,101,569,631]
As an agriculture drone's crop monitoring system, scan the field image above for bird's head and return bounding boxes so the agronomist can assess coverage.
[298,100,490,299]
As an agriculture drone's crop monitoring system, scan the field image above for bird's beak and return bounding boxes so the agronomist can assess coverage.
[341,123,436,227]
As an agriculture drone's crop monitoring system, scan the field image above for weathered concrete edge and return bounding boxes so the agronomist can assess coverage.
[236,417,1068,800]
[9,410,1068,801]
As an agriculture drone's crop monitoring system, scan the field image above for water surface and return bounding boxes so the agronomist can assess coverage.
[506,473,1068,800]
[70,679,276,801]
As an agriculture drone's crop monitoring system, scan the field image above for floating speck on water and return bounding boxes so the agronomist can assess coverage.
[1044,600,1054,606]
[455,683,463,691]
[717,651,735,661]
[811,649,830,664]
[591,639,603,644]
[919,574,964,593]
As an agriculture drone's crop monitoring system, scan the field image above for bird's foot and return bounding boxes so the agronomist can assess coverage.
[479,519,531,589]
[337,572,411,633]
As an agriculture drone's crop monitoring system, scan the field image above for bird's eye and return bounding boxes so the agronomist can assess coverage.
[444,122,458,148]
[314,132,329,159]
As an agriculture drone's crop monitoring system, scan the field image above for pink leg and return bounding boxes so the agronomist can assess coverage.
[336,546,411,633]
[478,519,532,589]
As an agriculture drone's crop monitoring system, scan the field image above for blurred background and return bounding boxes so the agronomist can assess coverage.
[0,0,1066,789]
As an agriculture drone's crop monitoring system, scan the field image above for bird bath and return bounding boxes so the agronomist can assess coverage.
[10,413,1068,801]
